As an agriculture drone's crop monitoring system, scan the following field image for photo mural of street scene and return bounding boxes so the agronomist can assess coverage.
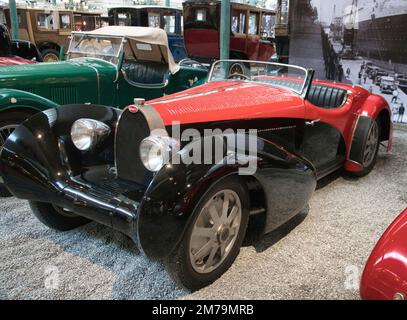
[289,0,407,124]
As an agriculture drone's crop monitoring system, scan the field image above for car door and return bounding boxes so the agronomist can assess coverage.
[302,85,353,177]
[115,70,167,107]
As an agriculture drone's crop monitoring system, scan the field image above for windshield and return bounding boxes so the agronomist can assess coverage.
[67,34,124,65]
[208,60,308,95]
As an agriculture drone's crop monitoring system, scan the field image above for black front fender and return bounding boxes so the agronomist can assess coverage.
[137,135,316,259]
[0,104,120,201]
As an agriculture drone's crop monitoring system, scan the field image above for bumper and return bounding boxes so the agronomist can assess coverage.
[0,104,145,241]
[45,174,145,241]
[2,150,145,244]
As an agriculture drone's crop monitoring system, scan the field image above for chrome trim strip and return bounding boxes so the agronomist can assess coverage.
[113,104,167,171]
[86,64,101,104]
[347,114,361,163]
[347,113,374,166]
[347,160,362,166]
[138,104,167,134]
[121,70,169,89]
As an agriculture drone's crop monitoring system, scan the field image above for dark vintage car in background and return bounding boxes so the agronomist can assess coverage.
[0,60,392,290]
[0,23,42,65]
[108,5,187,62]
[360,208,407,300]
[183,0,276,63]
[380,76,397,94]
[73,10,104,32]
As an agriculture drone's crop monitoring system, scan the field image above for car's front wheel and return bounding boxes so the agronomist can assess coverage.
[166,176,249,291]
[30,201,90,231]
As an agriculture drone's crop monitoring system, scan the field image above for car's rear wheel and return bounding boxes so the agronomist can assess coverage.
[0,110,35,197]
[30,201,90,231]
[352,119,381,177]
[166,176,249,291]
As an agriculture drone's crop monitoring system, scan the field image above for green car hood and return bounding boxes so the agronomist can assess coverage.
[0,58,117,104]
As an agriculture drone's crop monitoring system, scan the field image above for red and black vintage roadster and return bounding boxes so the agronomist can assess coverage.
[0,60,392,290]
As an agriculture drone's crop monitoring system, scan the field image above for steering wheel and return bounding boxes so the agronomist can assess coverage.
[228,73,250,80]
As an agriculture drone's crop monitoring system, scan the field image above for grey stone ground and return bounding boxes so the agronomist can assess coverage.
[0,127,406,300]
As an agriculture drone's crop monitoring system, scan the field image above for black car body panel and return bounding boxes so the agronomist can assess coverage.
[0,104,316,259]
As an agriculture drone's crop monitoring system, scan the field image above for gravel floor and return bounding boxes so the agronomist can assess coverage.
[0,127,406,300]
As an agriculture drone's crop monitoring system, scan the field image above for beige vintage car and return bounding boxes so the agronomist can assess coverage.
[4,7,102,61]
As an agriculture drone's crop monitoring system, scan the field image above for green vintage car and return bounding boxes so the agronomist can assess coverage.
[0,26,208,148]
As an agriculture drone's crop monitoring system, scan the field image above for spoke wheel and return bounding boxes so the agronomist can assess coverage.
[347,118,381,177]
[165,176,249,291]
[41,49,60,62]
[0,125,17,151]
[363,120,379,168]
[229,63,244,75]
[189,189,242,274]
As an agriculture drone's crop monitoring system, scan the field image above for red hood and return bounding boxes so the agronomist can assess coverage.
[0,56,36,66]
[149,81,305,126]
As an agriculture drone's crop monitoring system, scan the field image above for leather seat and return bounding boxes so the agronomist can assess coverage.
[258,77,347,109]
[122,60,168,84]
[307,84,347,109]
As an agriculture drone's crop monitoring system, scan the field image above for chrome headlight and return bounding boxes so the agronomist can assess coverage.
[140,135,179,172]
[71,118,111,151]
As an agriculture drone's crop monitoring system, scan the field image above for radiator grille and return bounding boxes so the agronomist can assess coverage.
[115,108,152,186]
[49,86,78,105]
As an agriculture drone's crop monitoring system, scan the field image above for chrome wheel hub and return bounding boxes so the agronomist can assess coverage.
[43,54,58,63]
[189,189,242,274]
[363,121,379,167]
[218,227,230,243]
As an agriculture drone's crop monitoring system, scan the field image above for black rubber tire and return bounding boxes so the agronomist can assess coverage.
[41,48,60,62]
[351,118,381,177]
[0,110,36,197]
[165,176,249,291]
[30,201,90,231]
[0,185,11,197]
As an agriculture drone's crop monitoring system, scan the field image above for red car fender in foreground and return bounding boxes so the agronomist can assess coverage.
[0,56,36,66]
[360,208,407,300]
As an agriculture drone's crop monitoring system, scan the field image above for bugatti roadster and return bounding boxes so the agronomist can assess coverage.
[0,60,392,290]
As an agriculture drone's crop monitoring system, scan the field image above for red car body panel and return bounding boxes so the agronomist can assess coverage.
[150,81,305,125]
[0,56,36,66]
[258,40,274,61]
[184,29,275,61]
[149,79,392,173]
[360,208,407,300]
[184,29,220,60]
